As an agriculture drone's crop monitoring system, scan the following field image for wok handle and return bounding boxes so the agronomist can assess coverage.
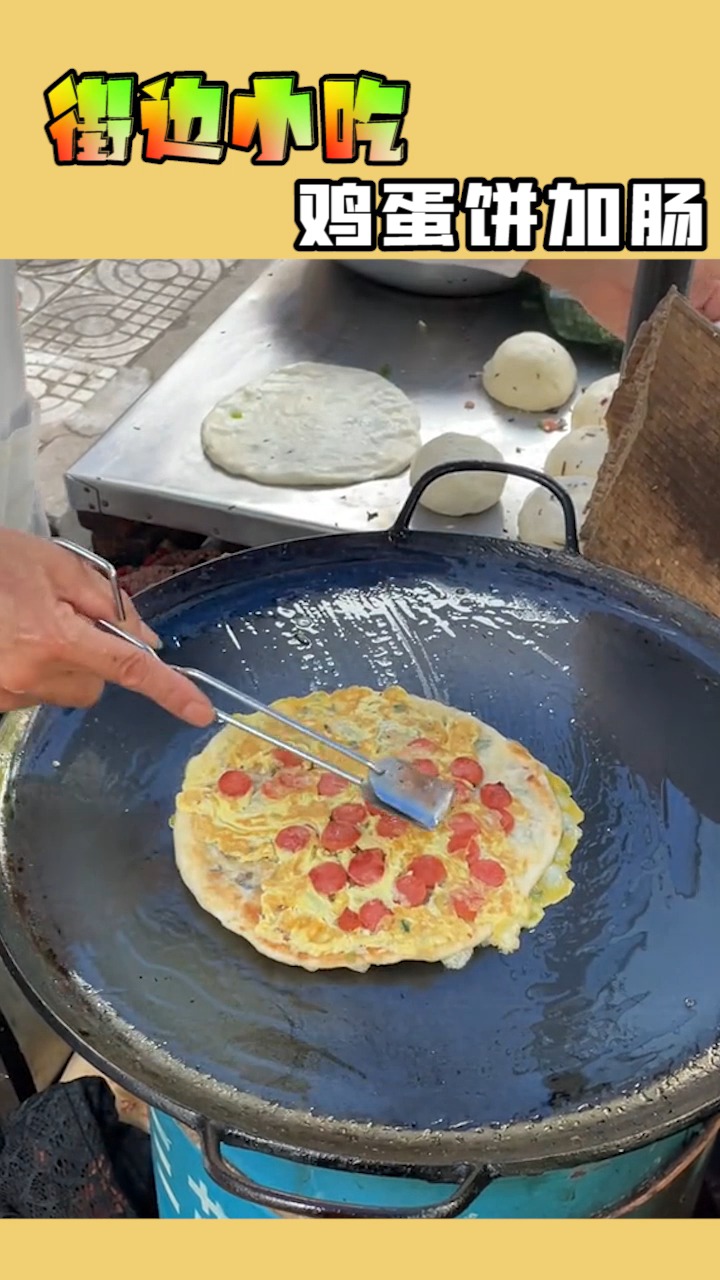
[390,461,581,554]
[199,1120,495,1218]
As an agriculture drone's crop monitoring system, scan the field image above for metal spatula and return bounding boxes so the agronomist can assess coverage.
[55,541,453,830]
[97,618,452,830]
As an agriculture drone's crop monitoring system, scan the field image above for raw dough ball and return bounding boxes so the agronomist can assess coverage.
[409,433,506,516]
[517,476,594,550]
[544,426,608,480]
[482,332,577,412]
[571,372,620,429]
[201,362,421,487]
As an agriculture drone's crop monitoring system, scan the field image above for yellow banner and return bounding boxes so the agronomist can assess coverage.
[5,2,720,257]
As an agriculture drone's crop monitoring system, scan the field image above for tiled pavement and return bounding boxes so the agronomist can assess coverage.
[16,259,269,527]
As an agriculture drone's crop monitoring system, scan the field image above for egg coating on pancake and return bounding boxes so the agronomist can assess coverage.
[174,687,583,971]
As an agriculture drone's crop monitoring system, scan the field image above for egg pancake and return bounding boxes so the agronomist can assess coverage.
[172,687,583,972]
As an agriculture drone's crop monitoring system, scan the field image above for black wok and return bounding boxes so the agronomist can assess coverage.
[1,463,719,1197]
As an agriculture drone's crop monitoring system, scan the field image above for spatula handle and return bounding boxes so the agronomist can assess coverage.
[175,666,376,775]
[93,619,368,787]
[52,539,376,785]
[213,708,362,784]
[54,537,127,621]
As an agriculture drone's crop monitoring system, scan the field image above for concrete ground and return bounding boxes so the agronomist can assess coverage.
[17,259,270,535]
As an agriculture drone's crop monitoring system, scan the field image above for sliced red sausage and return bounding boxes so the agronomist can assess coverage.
[395,872,430,907]
[376,813,410,839]
[468,855,507,887]
[273,748,303,768]
[365,802,384,817]
[452,890,483,923]
[450,756,484,786]
[448,832,475,854]
[275,825,312,853]
[480,782,513,810]
[321,820,362,852]
[218,770,252,798]
[409,855,446,888]
[452,781,474,804]
[261,777,287,800]
[447,812,481,852]
[448,812,481,836]
[337,907,361,932]
[358,899,393,932]
[309,862,348,896]
[447,833,465,854]
[317,772,348,798]
[413,758,439,777]
[331,803,368,826]
[347,848,385,887]
[277,768,313,791]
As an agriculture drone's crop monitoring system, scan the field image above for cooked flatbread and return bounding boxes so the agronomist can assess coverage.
[201,362,421,487]
[173,687,583,972]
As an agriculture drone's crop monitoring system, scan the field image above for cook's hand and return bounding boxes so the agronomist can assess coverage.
[0,529,214,726]
[527,259,720,338]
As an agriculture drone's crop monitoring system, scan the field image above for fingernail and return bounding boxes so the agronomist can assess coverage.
[181,699,214,727]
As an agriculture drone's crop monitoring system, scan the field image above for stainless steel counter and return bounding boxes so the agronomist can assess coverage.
[66,261,618,546]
